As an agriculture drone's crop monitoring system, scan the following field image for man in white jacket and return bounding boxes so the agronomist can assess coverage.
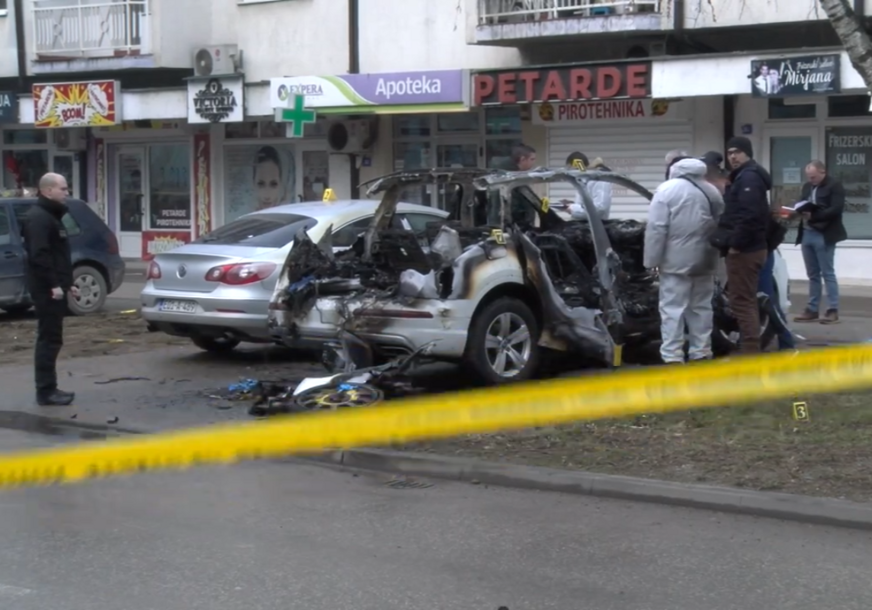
[565,152,612,221]
[644,157,725,364]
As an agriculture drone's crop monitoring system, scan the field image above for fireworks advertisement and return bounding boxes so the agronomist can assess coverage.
[32,81,121,128]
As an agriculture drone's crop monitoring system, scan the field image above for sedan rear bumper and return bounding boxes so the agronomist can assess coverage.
[141,287,272,341]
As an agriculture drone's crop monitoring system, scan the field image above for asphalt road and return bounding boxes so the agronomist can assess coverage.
[0,427,868,610]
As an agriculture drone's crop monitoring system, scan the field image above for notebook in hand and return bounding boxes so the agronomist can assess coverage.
[781,200,817,213]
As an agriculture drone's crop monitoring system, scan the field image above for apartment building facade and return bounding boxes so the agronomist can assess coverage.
[2,0,872,279]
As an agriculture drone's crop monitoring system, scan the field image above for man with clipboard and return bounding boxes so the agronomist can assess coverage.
[782,160,846,325]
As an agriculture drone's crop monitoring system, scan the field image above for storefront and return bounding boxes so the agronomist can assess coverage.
[268,70,474,209]
[470,61,718,216]
[1,88,87,199]
[653,49,872,283]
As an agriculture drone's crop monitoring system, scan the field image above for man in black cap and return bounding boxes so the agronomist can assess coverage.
[716,136,772,354]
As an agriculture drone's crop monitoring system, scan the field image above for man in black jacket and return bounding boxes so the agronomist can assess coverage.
[792,160,846,324]
[22,173,78,406]
[718,136,772,354]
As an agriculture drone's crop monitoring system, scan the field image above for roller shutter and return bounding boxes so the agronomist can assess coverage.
[546,121,694,218]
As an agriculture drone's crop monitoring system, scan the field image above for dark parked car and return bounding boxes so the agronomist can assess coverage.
[0,197,125,315]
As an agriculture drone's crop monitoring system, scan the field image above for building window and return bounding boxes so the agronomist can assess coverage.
[0,0,8,15]
[392,108,523,207]
[825,126,872,239]
[148,144,191,231]
[767,98,816,120]
[828,95,872,118]
[2,151,48,193]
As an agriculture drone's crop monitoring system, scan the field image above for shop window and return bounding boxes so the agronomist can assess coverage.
[394,117,430,137]
[825,126,872,239]
[225,122,260,139]
[149,144,191,231]
[2,150,48,192]
[3,130,48,145]
[767,98,816,120]
[486,107,522,135]
[827,95,872,118]
[436,112,479,133]
[485,138,522,169]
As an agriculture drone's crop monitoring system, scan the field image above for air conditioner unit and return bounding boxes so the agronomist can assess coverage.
[192,44,242,77]
[327,119,373,154]
[53,128,86,151]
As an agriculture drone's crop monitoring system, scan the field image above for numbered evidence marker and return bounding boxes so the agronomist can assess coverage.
[490,229,507,245]
[322,188,337,202]
[792,401,810,422]
[275,93,317,138]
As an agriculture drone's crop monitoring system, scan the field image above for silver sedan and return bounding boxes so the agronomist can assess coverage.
[140,199,448,352]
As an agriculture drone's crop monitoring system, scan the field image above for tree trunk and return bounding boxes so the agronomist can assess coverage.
[819,0,872,89]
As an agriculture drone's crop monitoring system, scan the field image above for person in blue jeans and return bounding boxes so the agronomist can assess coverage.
[792,160,847,325]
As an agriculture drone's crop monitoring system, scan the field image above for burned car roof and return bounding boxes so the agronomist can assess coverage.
[472,168,655,201]
[361,167,495,197]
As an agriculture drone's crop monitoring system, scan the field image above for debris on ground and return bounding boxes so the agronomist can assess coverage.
[0,310,188,366]
[94,376,151,385]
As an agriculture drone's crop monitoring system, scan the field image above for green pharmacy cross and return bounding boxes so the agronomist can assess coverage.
[275,93,316,138]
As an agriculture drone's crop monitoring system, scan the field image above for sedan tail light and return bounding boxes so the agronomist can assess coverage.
[147,261,161,279]
[205,262,277,285]
[107,232,120,255]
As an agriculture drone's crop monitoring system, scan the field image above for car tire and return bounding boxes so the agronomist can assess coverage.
[1,304,32,315]
[711,296,776,357]
[465,297,540,384]
[68,265,108,316]
[191,336,241,353]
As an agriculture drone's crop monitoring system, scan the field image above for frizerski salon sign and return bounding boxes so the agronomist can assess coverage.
[750,54,841,97]
[188,77,244,124]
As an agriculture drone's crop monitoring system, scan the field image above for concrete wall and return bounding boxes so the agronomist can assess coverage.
[0,3,19,78]
[359,0,519,72]
[232,0,349,82]
[681,0,826,29]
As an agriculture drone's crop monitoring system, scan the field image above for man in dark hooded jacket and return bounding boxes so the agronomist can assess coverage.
[717,136,771,354]
[22,173,78,406]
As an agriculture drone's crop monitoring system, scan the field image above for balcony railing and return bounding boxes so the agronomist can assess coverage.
[32,0,149,57]
[478,0,660,25]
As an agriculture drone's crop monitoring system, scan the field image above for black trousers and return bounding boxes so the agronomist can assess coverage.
[31,289,66,395]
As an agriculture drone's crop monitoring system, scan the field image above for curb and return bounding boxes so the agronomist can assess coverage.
[305,448,872,531]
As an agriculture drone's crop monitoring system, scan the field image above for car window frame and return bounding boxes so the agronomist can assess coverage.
[400,211,447,234]
[0,203,11,246]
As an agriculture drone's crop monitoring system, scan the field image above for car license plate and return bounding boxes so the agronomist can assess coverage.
[158,300,198,313]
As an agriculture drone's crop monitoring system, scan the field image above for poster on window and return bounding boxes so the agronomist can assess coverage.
[223,145,297,223]
[149,144,192,230]
[825,127,872,239]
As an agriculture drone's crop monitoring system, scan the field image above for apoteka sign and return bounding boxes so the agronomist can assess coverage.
[188,76,244,124]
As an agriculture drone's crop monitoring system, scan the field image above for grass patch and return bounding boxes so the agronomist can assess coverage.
[405,392,872,503]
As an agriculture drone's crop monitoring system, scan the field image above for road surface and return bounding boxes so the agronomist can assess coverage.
[0,427,868,610]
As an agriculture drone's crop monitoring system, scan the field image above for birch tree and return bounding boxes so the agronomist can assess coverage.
[819,0,872,90]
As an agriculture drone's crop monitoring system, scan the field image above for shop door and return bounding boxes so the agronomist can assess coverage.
[765,127,819,244]
[50,152,82,200]
[434,140,479,210]
[116,147,147,259]
[295,142,330,202]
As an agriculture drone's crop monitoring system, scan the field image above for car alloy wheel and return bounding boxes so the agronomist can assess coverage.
[74,272,102,311]
[484,312,533,378]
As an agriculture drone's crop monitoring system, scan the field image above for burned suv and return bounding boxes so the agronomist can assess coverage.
[266,168,778,384]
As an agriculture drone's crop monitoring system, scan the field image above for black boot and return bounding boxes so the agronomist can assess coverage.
[36,390,75,407]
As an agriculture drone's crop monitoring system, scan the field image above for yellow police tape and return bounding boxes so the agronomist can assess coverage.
[2,344,872,490]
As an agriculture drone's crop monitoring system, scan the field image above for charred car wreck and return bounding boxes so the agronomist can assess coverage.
[267,168,776,384]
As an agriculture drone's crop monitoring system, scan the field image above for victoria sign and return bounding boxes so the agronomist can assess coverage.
[473,63,651,106]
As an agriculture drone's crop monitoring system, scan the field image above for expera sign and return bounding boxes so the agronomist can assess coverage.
[473,63,651,106]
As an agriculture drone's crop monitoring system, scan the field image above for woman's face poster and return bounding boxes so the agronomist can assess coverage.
[223,144,296,223]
